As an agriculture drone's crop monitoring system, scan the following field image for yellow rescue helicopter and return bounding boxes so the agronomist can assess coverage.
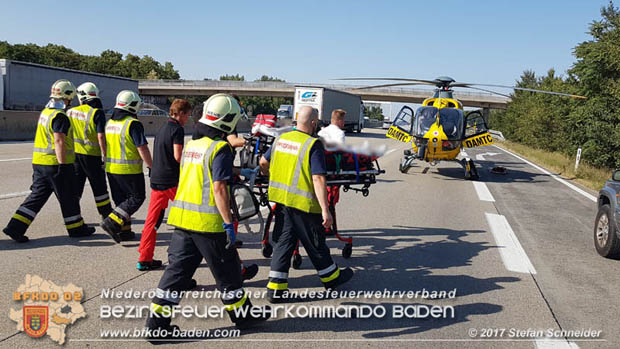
[338,76,586,179]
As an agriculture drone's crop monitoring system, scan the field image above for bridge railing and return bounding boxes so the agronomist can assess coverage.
[139,80,510,103]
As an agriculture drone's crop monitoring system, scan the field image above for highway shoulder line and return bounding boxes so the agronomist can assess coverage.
[485,212,537,274]
[492,145,596,203]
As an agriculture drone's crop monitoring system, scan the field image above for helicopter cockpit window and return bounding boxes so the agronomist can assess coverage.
[413,107,438,136]
[392,107,413,133]
[439,108,464,140]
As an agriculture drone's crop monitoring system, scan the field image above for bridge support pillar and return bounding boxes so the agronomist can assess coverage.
[482,107,490,125]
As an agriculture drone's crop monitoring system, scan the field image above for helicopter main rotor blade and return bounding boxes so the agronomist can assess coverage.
[455,86,512,98]
[351,82,432,90]
[453,82,586,99]
[334,77,440,85]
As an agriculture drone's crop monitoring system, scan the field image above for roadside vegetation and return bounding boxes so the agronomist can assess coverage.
[0,41,180,79]
[489,3,620,177]
[495,139,611,191]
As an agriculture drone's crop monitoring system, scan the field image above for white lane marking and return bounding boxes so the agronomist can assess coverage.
[475,152,499,161]
[493,145,596,203]
[0,157,32,162]
[460,150,469,158]
[473,181,495,202]
[535,337,580,349]
[385,148,397,156]
[485,213,536,274]
[0,191,32,200]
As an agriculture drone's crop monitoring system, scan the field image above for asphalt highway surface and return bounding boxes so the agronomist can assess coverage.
[0,127,614,348]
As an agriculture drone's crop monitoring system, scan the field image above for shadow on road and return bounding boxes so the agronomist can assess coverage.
[251,225,514,338]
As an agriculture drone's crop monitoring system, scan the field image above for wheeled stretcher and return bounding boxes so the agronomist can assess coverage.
[257,155,384,268]
[235,129,384,268]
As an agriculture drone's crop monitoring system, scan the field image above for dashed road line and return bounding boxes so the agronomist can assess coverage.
[535,337,580,349]
[0,157,31,162]
[493,145,596,202]
[485,213,537,274]
[0,191,32,200]
[472,181,495,202]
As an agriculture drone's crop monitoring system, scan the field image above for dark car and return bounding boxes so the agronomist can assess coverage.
[595,169,620,258]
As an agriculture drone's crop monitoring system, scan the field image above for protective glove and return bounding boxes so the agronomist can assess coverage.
[223,222,236,249]
[240,167,259,179]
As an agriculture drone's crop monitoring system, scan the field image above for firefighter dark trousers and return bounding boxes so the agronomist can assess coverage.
[106,173,145,232]
[149,228,252,325]
[267,205,340,291]
[4,164,87,237]
[74,154,112,217]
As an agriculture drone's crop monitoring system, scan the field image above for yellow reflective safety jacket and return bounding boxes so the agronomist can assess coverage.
[268,130,321,214]
[105,116,143,174]
[67,104,101,156]
[167,137,230,233]
[32,108,75,165]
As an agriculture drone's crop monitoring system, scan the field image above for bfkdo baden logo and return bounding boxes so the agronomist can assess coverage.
[23,305,48,337]
[9,275,86,345]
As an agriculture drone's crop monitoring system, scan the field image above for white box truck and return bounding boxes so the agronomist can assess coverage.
[294,86,363,133]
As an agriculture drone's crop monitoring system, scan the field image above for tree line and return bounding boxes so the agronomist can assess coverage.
[0,41,180,80]
[490,3,620,169]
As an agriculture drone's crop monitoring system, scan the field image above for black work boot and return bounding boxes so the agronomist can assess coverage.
[101,216,122,243]
[323,267,354,290]
[145,313,179,343]
[242,264,258,281]
[68,225,96,238]
[3,227,29,243]
[119,230,136,241]
[266,289,300,304]
[227,298,271,330]
[137,259,163,271]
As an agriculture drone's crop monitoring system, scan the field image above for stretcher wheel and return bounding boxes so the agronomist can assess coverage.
[292,253,302,269]
[261,243,273,258]
[342,187,349,193]
[362,189,369,197]
[342,243,352,259]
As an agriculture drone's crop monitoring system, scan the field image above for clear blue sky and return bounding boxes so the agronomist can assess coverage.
[0,0,610,86]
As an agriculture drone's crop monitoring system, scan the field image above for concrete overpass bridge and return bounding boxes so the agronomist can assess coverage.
[138,80,510,109]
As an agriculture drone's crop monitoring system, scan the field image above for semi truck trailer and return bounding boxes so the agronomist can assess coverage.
[293,86,364,133]
[0,59,138,111]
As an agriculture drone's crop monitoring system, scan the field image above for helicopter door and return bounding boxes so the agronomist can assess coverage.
[385,106,414,143]
[463,110,493,148]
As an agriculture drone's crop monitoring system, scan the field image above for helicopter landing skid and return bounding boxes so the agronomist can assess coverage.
[399,154,417,173]
[461,158,479,180]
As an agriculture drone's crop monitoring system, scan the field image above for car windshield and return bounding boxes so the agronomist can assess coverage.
[277,110,289,117]
[137,110,152,116]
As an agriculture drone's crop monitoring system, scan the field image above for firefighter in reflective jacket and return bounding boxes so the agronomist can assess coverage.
[146,94,270,339]
[259,106,353,303]
[101,90,153,243]
[67,82,112,219]
[3,80,95,242]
